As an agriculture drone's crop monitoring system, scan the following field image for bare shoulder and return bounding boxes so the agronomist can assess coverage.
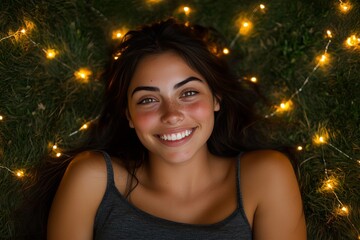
[240,150,306,240]
[241,149,295,185]
[47,151,110,239]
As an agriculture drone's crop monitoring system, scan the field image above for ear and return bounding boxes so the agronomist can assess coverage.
[126,109,134,128]
[214,95,221,112]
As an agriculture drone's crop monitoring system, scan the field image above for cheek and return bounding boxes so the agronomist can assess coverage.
[186,101,215,121]
[131,110,158,130]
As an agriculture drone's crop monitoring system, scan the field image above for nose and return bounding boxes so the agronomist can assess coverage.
[160,101,184,125]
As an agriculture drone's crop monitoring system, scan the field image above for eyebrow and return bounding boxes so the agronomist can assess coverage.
[131,76,203,97]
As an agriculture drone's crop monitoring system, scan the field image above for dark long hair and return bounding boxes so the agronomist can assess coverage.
[15,18,278,239]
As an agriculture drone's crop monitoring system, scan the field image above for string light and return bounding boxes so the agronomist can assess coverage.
[74,68,92,83]
[320,176,339,192]
[339,1,351,13]
[183,6,191,15]
[250,77,257,83]
[336,205,350,216]
[222,48,230,54]
[326,30,333,38]
[44,48,58,59]
[0,115,3,121]
[56,152,62,157]
[112,28,127,40]
[260,4,265,10]
[345,34,360,47]
[276,100,293,113]
[297,146,303,151]
[15,170,25,178]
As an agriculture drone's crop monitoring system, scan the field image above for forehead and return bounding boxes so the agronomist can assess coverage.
[128,51,203,87]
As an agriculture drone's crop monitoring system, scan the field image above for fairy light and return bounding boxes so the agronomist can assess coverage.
[260,4,265,10]
[52,144,58,150]
[297,146,303,151]
[56,152,62,157]
[336,205,350,216]
[183,6,191,15]
[250,77,257,83]
[320,176,339,192]
[339,2,351,13]
[80,123,88,130]
[112,28,127,40]
[276,100,293,113]
[15,170,25,178]
[74,68,92,83]
[326,30,333,38]
[45,49,57,59]
[0,115,3,121]
[222,48,230,54]
[345,34,360,47]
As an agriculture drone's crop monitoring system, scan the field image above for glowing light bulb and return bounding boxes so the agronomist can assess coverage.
[297,146,303,151]
[317,54,329,65]
[114,56,119,60]
[52,144,58,150]
[15,170,25,178]
[45,49,57,59]
[326,30,333,38]
[313,130,329,145]
[339,2,351,13]
[276,100,293,113]
[56,152,62,157]
[0,115,3,121]
[74,68,92,83]
[81,123,88,130]
[346,35,360,47]
[250,77,257,83]
[260,4,265,9]
[183,6,191,15]
[20,28,26,34]
[112,28,127,40]
[222,48,230,54]
[338,206,349,216]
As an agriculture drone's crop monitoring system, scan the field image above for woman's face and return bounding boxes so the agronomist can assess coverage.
[127,51,220,164]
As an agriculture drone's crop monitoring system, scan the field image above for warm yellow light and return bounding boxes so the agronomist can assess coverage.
[183,6,191,15]
[112,28,127,40]
[250,77,257,83]
[276,100,293,113]
[297,146,303,151]
[260,4,265,9]
[45,49,57,59]
[80,124,88,130]
[339,2,351,13]
[52,144,58,150]
[74,68,92,83]
[336,205,350,216]
[243,22,249,27]
[20,28,26,34]
[346,35,360,47]
[56,152,62,157]
[317,53,329,65]
[15,170,25,178]
[222,48,230,54]
[0,115,3,121]
[313,130,329,145]
[321,176,339,192]
[326,30,333,38]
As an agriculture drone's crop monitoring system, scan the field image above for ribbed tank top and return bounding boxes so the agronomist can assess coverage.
[94,152,252,239]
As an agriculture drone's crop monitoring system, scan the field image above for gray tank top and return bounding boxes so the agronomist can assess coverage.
[94,152,252,239]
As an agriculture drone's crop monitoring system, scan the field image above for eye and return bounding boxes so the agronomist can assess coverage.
[137,98,157,105]
[181,90,198,98]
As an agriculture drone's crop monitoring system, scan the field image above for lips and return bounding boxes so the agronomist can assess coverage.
[158,129,193,141]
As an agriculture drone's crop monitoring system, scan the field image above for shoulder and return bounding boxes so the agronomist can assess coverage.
[240,150,306,239]
[47,151,110,239]
[241,149,295,182]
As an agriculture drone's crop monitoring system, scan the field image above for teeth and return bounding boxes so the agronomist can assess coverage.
[160,129,193,141]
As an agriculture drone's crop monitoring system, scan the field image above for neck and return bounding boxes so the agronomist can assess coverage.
[139,148,226,199]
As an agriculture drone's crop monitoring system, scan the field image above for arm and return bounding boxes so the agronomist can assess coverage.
[47,151,107,240]
[252,151,306,240]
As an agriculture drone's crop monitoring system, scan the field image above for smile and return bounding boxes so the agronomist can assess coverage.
[159,129,193,141]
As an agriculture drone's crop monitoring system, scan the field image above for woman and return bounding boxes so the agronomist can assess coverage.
[19,18,306,239]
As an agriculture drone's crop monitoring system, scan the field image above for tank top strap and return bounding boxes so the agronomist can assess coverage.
[236,152,245,210]
[98,150,115,187]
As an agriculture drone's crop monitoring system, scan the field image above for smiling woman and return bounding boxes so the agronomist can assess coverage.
[17,18,306,240]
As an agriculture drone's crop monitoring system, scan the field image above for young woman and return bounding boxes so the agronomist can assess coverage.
[18,18,306,239]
